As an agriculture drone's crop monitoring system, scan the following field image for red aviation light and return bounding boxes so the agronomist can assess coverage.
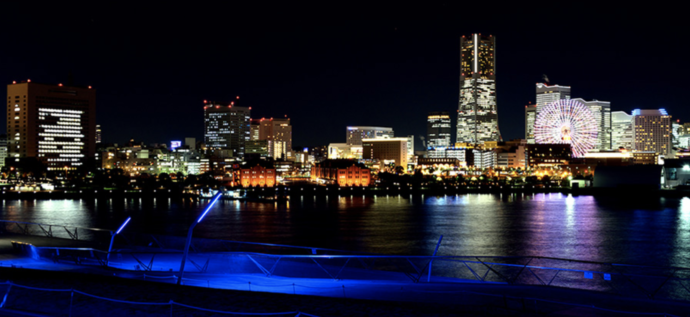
[203,100,207,104]
[12,81,16,84]
[27,79,31,82]
[216,106,220,109]
[204,106,207,109]
[249,107,252,110]
[88,86,92,89]
[236,96,240,99]
[58,83,63,86]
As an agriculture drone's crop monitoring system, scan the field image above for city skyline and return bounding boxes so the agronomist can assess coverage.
[1,5,688,149]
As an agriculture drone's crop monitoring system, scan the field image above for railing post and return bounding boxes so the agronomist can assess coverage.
[427,235,443,282]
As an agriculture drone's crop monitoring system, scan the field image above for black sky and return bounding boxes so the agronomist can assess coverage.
[1,3,687,150]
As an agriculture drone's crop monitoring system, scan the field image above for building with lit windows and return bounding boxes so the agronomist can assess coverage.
[203,99,250,158]
[311,159,370,187]
[525,103,537,144]
[258,117,292,159]
[457,33,500,144]
[427,112,452,148]
[672,121,684,149]
[0,134,7,169]
[526,144,572,167]
[406,135,415,161]
[239,164,276,187]
[573,98,611,152]
[249,119,261,141]
[535,83,571,114]
[362,138,409,168]
[633,109,671,156]
[245,140,269,157]
[427,147,467,165]
[6,81,96,171]
[327,143,362,159]
[612,111,634,150]
[96,125,102,144]
[346,126,394,146]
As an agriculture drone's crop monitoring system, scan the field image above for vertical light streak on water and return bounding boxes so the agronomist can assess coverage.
[565,194,576,231]
[672,197,690,267]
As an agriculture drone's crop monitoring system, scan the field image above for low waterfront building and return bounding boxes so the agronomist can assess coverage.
[311,159,370,187]
[526,144,572,168]
[662,159,690,188]
[239,164,276,188]
[632,151,658,165]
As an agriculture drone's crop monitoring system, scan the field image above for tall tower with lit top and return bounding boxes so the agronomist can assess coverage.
[457,33,500,145]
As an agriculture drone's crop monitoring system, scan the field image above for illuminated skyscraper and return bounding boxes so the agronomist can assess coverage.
[633,109,672,156]
[536,83,571,114]
[6,81,96,171]
[259,117,292,160]
[203,100,250,157]
[572,98,611,151]
[457,34,500,144]
[427,111,452,148]
[611,111,634,150]
[530,83,571,144]
[525,103,537,144]
[0,134,6,169]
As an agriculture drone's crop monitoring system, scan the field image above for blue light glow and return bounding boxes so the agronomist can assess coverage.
[196,192,222,223]
[116,217,131,234]
[632,109,641,116]
[660,108,668,116]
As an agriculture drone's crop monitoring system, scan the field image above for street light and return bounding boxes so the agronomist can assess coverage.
[107,217,131,265]
[177,191,223,285]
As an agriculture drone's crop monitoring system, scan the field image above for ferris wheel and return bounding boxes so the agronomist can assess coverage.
[534,99,598,157]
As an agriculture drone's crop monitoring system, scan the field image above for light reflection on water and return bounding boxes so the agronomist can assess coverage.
[1,194,689,267]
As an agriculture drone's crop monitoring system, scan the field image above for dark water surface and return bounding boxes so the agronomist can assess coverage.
[2,193,689,267]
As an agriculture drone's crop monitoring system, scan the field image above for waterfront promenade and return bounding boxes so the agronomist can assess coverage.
[1,233,690,316]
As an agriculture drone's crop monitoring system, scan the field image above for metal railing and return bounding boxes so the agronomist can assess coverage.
[0,220,113,245]
[5,220,690,303]
[21,244,690,303]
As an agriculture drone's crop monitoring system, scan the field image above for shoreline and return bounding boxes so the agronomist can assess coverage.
[1,186,690,200]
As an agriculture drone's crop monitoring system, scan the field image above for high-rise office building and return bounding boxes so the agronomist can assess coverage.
[7,81,96,171]
[457,34,500,144]
[525,103,537,144]
[571,98,611,151]
[259,117,292,159]
[536,83,571,114]
[611,111,634,150]
[427,111,452,148]
[529,83,571,145]
[633,109,672,156]
[346,126,394,145]
[203,100,250,157]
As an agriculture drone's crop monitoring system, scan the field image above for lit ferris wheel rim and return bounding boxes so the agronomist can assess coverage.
[534,99,598,157]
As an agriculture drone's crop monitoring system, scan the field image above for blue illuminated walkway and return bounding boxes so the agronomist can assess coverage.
[2,234,690,316]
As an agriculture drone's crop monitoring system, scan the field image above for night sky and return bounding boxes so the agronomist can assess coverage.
[2,4,687,150]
